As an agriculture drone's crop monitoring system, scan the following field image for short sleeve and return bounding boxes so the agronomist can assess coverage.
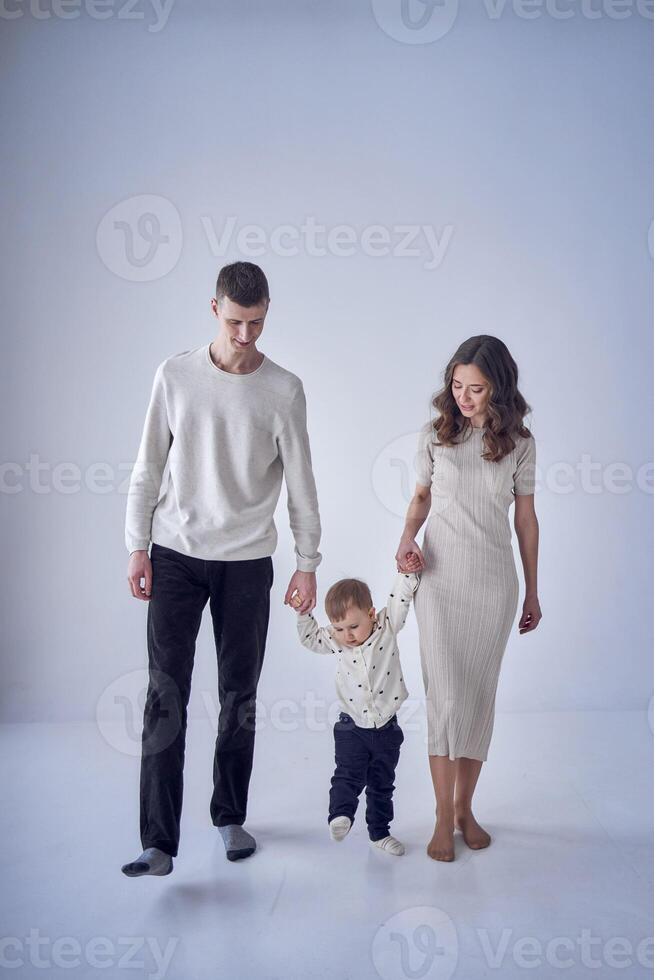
[414,424,435,487]
[513,435,536,496]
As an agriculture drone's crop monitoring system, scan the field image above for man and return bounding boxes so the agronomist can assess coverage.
[121,262,322,876]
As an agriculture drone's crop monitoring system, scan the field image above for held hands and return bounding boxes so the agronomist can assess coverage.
[284,570,317,616]
[395,538,425,573]
[285,546,424,618]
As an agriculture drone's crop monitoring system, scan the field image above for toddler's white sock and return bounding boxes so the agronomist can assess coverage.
[371,835,405,856]
[329,816,352,841]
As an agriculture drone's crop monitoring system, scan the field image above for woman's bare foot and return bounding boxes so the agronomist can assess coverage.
[427,813,455,861]
[454,806,491,849]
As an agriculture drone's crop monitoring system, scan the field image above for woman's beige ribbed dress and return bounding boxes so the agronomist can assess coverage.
[412,421,536,761]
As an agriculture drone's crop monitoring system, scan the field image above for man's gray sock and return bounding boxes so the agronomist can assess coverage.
[121,847,173,877]
[218,824,256,861]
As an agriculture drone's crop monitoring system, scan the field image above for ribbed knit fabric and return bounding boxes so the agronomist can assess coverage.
[124,345,322,571]
[412,421,536,761]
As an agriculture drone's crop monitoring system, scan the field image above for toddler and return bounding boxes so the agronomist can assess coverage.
[290,559,421,856]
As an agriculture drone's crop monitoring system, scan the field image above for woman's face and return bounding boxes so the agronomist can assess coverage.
[451,363,491,425]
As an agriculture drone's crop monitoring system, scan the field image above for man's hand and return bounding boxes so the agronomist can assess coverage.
[128,549,152,601]
[284,570,317,615]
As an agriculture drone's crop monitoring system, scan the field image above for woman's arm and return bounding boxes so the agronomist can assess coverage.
[395,483,431,571]
[514,493,541,632]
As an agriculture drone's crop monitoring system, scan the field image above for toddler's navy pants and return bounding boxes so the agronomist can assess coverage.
[328,711,404,841]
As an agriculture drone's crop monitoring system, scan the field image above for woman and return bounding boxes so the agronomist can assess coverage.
[396,335,541,862]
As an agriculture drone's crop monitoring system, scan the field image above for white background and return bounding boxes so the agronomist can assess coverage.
[1,0,653,730]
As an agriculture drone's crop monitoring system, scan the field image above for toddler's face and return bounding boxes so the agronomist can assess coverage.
[329,603,376,648]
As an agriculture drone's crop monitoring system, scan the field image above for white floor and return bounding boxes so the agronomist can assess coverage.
[2,710,653,980]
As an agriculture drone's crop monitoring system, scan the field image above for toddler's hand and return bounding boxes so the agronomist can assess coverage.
[289,591,304,610]
[400,551,422,572]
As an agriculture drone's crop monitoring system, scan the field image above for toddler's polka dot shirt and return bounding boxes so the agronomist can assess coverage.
[296,571,420,728]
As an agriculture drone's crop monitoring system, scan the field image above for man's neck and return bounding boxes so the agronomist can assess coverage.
[209,338,264,375]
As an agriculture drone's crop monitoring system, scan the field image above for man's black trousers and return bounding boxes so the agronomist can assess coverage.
[139,542,274,857]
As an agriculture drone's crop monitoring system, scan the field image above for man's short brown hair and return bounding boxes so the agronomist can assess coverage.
[216,261,270,307]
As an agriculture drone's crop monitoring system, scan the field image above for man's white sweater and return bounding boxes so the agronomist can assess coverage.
[124,344,322,572]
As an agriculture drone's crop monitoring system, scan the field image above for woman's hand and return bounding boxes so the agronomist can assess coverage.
[395,538,425,573]
[518,595,542,634]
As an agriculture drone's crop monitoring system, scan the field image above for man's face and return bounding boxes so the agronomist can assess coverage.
[329,604,376,648]
[211,296,269,351]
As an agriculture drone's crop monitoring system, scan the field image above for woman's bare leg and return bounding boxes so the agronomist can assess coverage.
[426,754,456,861]
[454,757,491,849]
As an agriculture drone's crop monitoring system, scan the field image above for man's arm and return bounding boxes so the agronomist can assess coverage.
[296,611,334,655]
[124,362,173,554]
[276,382,322,573]
[383,571,421,634]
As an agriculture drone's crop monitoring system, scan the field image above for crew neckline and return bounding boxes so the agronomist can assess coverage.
[205,343,267,379]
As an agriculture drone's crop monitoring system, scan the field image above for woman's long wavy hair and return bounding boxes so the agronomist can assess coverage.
[429,335,532,462]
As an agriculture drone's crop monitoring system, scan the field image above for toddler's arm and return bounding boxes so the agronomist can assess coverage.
[383,571,421,634]
[295,609,335,656]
